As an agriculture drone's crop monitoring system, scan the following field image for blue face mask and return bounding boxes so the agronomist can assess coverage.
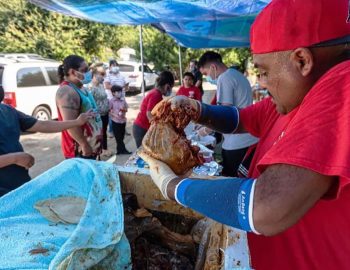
[206,76,217,85]
[78,71,92,85]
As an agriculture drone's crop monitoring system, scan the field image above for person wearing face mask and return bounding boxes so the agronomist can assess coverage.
[198,51,258,177]
[56,55,103,159]
[87,64,112,157]
[104,60,129,137]
[0,85,95,196]
[133,70,174,148]
[109,85,131,155]
[104,60,129,99]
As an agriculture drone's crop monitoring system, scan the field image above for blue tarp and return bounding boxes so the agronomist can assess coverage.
[29,0,270,48]
[0,159,131,269]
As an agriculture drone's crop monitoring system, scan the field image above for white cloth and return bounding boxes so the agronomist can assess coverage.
[217,68,258,150]
[105,71,127,99]
[105,72,126,87]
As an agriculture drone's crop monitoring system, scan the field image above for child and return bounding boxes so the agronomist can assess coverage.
[176,72,202,101]
[109,85,131,155]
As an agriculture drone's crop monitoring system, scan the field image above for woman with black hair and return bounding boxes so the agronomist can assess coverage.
[132,70,174,148]
[56,55,102,159]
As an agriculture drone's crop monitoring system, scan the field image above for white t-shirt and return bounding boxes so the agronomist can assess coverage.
[105,71,127,99]
[217,68,258,150]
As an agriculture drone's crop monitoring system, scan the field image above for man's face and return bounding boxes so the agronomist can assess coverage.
[253,52,309,115]
[200,63,218,79]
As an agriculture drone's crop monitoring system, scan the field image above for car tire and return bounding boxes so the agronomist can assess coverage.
[33,106,51,121]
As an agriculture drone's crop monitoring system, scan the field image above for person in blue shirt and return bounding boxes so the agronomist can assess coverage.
[0,86,94,196]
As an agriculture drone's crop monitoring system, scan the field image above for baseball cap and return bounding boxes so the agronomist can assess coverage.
[251,0,350,54]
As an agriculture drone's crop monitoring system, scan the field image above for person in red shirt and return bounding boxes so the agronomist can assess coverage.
[139,0,350,269]
[133,71,174,148]
[176,72,202,101]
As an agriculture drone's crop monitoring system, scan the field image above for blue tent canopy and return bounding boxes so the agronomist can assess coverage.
[29,0,270,48]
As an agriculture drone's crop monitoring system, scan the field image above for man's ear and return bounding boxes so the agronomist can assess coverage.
[290,48,314,77]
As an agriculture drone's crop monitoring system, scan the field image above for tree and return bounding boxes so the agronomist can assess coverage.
[0,0,252,72]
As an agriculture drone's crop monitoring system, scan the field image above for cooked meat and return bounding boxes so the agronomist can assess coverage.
[142,98,202,175]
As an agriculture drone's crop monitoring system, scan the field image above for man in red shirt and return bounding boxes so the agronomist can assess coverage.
[176,72,202,101]
[139,0,350,269]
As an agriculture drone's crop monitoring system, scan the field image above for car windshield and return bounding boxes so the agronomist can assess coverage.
[119,64,134,72]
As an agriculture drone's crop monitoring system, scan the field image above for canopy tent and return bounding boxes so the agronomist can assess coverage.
[29,0,270,49]
[29,0,270,95]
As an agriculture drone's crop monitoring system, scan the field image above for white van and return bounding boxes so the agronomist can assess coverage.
[0,59,60,120]
[118,61,158,92]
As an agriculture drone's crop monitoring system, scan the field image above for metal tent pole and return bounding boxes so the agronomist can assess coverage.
[178,45,183,85]
[139,25,145,97]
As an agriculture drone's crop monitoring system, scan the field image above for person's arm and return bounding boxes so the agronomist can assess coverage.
[195,79,202,89]
[169,96,246,133]
[0,152,34,170]
[146,111,153,121]
[139,152,333,236]
[104,81,112,90]
[146,93,162,122]
[56,86,93,156]
[27,111,94,133]
[198,103,246,133]
[195,71,203,89]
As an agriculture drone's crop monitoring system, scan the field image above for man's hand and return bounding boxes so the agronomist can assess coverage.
[81,142,93,157]
[169,96,201,120]
[12,152,35,170]
[138,151,179,199]
[76,110,95,126]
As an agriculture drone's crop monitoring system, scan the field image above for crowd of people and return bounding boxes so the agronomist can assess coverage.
[0,47,260,196]
[0,50,263,196]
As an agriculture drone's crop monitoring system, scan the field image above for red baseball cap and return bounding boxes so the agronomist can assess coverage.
[251,0,350,54]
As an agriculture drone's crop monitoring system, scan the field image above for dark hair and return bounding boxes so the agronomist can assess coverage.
[156,70,174,88]
[198,51,222,68]
[58,55,85,83]
[111,85,123,93]
[183,72,195,80]
[190,59,198,64]
[109,59,118,67]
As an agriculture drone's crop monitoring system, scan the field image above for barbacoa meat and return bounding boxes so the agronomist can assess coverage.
[142,98,202,175]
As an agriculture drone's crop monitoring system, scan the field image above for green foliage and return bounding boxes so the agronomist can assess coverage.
[0,0,123,61]
[0,0,252,73]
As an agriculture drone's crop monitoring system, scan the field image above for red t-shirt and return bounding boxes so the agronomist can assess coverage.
[134,89,163,130]
[240,60,350,270]
[176,86,202,101]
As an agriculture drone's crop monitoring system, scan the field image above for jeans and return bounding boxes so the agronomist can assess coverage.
[101,114,109,150]
[132,124,148,148]
[112,121,127,153]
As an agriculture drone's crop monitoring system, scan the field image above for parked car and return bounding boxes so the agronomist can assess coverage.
[0,58,60,120]
[0,53,54,61]
[118,61,158,92]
